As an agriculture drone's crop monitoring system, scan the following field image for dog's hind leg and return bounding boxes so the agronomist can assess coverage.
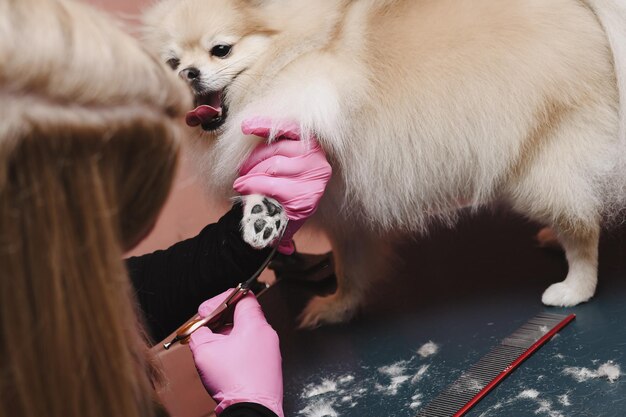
[509,164,603,307]
[511,185,601,306]
[541,222,600,306]
[506,104,614,307]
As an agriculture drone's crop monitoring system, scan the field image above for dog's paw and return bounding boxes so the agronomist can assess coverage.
[298,294,359,329]
[241,194,288,250]
[541,281,594,307]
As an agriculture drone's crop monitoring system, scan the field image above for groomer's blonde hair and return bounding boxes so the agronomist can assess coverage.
[0,1,191,417]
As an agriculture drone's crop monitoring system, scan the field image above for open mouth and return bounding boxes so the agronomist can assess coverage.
[185,90,228,132]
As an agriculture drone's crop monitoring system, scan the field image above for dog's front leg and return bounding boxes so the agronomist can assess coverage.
[298,228,393,328]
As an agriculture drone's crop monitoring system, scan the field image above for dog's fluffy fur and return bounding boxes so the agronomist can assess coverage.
[143,0,626,327]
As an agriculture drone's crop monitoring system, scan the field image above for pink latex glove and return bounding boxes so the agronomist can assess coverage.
[233,118,332,254]
[189,290,283,417]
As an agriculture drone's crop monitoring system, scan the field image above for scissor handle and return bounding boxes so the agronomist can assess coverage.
[162,220,286,350]
[173,285,249,345]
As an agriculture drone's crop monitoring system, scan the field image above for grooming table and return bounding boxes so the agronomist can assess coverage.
[264,209,626,417]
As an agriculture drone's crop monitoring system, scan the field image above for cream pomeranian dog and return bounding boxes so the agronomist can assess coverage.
[142,0,626,327]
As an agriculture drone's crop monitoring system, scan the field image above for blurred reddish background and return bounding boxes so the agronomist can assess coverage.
[81,2,222,416]
[83,1,329,416]
[83,2,222,415]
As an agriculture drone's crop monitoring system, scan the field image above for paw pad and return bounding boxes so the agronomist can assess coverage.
[241,194,289,249]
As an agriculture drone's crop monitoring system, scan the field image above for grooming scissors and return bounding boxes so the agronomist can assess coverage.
[162,220,287,350]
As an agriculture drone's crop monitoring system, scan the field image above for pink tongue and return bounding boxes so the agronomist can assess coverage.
[186,105,220,127]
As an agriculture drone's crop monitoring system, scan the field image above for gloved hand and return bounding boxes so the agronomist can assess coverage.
[233,117,332,254]
[189,289,284,417]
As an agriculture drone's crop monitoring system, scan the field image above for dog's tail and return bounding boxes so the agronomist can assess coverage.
[584,0,626,144]
[583,0,626,220]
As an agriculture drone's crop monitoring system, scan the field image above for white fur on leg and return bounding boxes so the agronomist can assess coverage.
[541,226,599,307]
[542,280,595,306]
[241,194,289,249]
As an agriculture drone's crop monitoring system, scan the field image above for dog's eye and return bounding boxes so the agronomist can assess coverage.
[166,58,180,70]
[210,44,232,58]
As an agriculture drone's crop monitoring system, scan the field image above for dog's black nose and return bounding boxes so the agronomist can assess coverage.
[179,67,200,81]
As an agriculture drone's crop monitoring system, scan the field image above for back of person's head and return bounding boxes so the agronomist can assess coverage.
[0,0,190,416]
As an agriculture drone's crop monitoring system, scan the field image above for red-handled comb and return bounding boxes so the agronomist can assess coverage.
[416,312,575,417]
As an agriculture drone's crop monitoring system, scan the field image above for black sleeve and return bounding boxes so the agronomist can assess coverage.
[221,403,278,417]
[126,204,272,343]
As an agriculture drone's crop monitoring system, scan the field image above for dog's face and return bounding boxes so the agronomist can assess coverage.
[143,0,276,133]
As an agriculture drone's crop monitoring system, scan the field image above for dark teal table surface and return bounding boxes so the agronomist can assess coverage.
[261,209,626,417]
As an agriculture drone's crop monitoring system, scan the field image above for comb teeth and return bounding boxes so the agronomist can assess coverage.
[502,312,565,349]
[416,312,575,417]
